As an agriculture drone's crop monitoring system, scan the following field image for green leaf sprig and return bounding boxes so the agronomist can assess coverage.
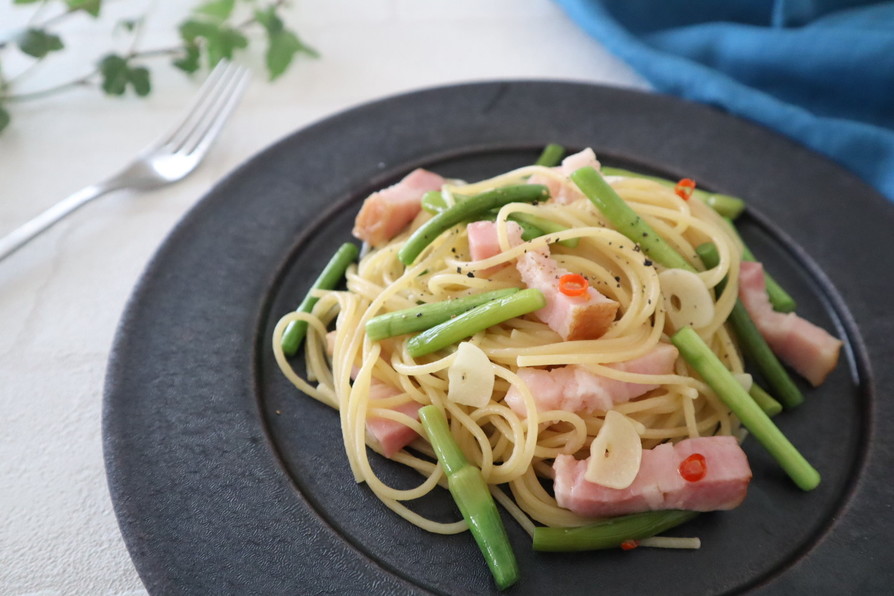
[0,0,317,134]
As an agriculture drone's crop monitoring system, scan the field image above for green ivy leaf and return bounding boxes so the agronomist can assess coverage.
[266,29,315,80]
[98,55,153,96]
[98,54,129,95]
[180,19,247,67]
[207,27,248,65]
[179,19,247,66]
[179,19,220,44]
[0,104,10,135]
[66,0,102,17]
[17,29,65,59]
[172,43,201,74]
[253,5,283,33]
[127,66,151,96]
[194,0,236,21]
[254,6,318,80]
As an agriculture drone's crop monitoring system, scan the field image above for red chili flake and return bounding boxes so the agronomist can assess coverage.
[620,539,639,551]
[558,273,589,297]
[674,178,696,200]
[679,453,707,482]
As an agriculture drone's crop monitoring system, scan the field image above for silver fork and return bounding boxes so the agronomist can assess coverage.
[0,60,250,262]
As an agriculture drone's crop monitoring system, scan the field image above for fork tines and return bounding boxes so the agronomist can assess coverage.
[162,61,251,156]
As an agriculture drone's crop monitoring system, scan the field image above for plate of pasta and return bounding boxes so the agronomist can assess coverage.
[103,81,894,595]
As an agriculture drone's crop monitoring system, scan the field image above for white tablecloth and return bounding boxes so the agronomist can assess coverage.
[0,1,645,593]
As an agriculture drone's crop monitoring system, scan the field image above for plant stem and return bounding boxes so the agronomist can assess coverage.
[2,70,97,102]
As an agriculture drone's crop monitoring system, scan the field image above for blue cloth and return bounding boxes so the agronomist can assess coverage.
[554,0,894,201]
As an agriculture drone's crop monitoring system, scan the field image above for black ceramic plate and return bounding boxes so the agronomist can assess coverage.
[103,82,894,595]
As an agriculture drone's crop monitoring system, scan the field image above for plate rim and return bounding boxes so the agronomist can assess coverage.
[103,80,894,595]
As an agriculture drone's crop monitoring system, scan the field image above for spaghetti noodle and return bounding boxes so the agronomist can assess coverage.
[272,151,749,536]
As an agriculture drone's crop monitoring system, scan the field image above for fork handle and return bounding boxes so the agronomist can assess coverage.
[0,182,120,262]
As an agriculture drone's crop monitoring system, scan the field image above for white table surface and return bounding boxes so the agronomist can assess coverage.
[0,1,646,594]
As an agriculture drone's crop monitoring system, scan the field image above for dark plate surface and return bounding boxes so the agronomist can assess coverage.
[103,82,894,595]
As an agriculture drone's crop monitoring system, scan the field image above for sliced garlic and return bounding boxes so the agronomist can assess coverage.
[658,268,715,330]
[733,372,753,392]
[447,342,495,408]
[585,410,643,489]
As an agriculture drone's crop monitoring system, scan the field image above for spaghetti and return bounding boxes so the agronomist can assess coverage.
[272,151,749,536]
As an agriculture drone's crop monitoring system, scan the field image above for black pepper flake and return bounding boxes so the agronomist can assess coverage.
[644,259,653,266]
[614,276,621,282]
[467,272,475,278]
[416,313,423,318]
[456,266,461,274]
[633,244,642,252]
[642,232,649,238]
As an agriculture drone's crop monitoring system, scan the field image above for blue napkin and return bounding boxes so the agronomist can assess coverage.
[554,0,894,201]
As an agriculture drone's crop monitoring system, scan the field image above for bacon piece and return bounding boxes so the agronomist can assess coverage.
[737,261,841,386]
[466,220,524,274]
[326,331,420,458]
[352,168,445,246]
[553,436,751,517]
[503,343,678,417]
[466,219,525,261]
[529,148,602,204]
[559,148,601,176]
[527,173,563,201]
[516,246,618,340]
[364,380,421,458]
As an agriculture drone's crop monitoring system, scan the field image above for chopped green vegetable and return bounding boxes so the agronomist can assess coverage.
[406,289,545,357]
[533,510,698,551]
[534,143,566,167]
[696,242,803,408]
[418,405,519,590]
[508,212,579,248]
[724,218,797,313]
[399,184,549,265]
[749,382,783,418]
[365,288,520,340]
[671,327,820,491]
[571,166,696,271]
[420,190,449,215]
[419,188,578,247]
[280,242,359,356]
[601,166,746,219]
